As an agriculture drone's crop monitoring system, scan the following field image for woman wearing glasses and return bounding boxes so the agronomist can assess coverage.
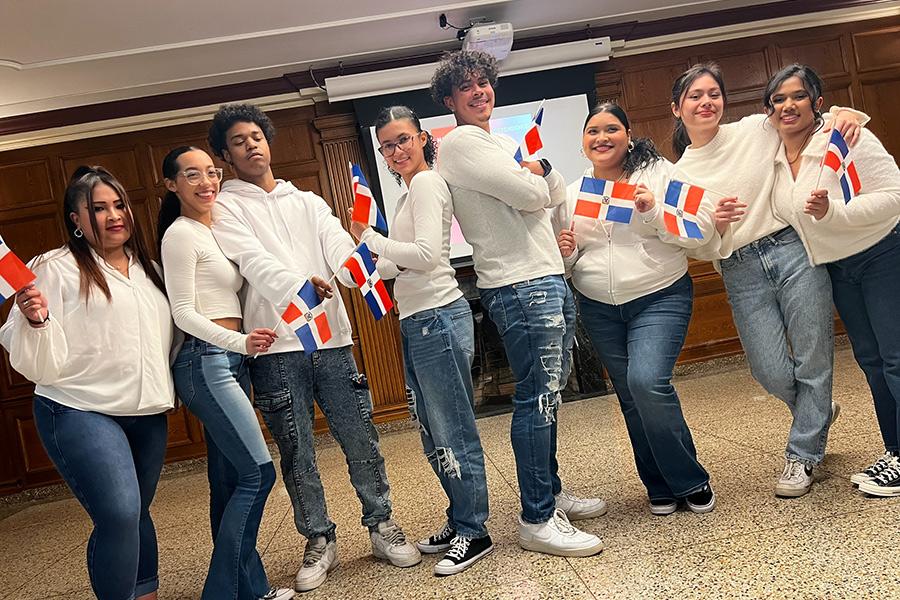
[348,106,492,576]
[157,147,291,600]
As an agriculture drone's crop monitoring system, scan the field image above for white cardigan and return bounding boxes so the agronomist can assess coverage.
[0,248,176,416]
[772,128,900,266]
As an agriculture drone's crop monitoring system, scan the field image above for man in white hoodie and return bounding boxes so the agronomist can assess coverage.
[432,51,605,557]
[207,104,420,592]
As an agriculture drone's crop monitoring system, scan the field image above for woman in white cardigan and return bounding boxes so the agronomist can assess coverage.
[765,64,900,498]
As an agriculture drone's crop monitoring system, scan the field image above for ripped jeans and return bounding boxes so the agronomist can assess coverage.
[480,275,576,524]
[250,347,392,541]
[401,296,489,539]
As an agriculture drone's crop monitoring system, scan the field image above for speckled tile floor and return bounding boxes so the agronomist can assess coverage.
[3,345,899,599]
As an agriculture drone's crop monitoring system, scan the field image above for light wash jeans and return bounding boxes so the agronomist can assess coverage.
[719,227,834,466]
[173,337,275,600]
[479,274,576,524]
[828,223,900,453]
[250,346,392,541]
[578,274,709,499]
[33,396,168,600]
[401,296,489,539]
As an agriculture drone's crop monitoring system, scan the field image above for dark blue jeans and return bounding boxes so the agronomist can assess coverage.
[250,346,392,541]
[479,274,576,524]
[401,296,489,539]
[173,337,275,600]
[33,396,168,600]
[829,223,900,453]
[577,274,709,499]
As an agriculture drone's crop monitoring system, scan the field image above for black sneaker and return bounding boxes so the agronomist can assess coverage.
[685,484,716,514]
[851,451,896,486]
[859,462,900,497]
[434,535,494,576]
[416,522,456,554]
[649,497,678,516]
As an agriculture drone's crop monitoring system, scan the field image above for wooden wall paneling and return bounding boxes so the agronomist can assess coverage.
[852,25,900,73]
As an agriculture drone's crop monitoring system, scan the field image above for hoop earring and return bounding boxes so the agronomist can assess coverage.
[74,228,84,238]
[627,140,635,152]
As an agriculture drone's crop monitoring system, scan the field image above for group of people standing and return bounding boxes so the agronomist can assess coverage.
[1,48,898,599]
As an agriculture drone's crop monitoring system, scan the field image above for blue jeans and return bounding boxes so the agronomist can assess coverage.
[479,274,576,524]
[578,274,709,499]
[250,346,391,540]
[401,296,489,539]
[829,224,900,453]
[720,227,834,466]
[173,337,275,600]
[32,396,167,600]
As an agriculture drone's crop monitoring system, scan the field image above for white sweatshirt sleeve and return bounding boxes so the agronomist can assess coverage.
[0,257,69,384]
[212,199,304,309]
[314,195,358,288]
[437,127,555,212]
[375,257,401,280]
[361,172,445,271]
[161,225,248,354]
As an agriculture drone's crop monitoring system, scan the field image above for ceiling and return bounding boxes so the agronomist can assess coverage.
[0,0,805,119]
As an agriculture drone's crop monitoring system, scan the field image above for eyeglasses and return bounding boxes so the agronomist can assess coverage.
[178,168,224,185]
[378,134,417,157]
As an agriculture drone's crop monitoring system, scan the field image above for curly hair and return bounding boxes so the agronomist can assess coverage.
[429,50,499,108]
[584,102,661,177]
[207,103,276,160]
[374,106,438,185]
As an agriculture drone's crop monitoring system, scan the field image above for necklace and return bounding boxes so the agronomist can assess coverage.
[786,128,815,165]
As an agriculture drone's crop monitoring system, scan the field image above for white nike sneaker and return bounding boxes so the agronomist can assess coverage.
[518,508,604,557]
[294,536,338,592]
[555,488,608,520]
[370,519,422,567]
[775,459,813,498]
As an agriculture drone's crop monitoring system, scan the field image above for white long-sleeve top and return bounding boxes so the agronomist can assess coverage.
[161,216,247,354]
[0,248,175,416]
[212,179,357,354]
[559,160,728,305]
[772,128,900,266]
[436,125,568,289]
[362,170,463,319]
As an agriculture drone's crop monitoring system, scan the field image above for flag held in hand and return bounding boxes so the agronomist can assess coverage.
[663,180,705,240]
[513,105,545,162]
[350,163,387,230]
[573,177,637,224]
[0,234,36,303]
[821,129,861,203]
[344,242,393,320]
[281,279,333,352]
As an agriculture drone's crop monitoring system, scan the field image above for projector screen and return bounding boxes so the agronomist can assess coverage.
[368,94,591,260]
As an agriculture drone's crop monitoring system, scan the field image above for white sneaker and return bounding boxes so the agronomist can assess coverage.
[775,459,813,498]
[555,488,608,520]
[294,536,338,592]
[518,508,604,557]
[370,520,422,567]
[851,451,897,486]
[260,587,295,600]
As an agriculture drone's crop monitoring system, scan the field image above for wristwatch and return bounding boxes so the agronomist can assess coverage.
[538,158,553,178]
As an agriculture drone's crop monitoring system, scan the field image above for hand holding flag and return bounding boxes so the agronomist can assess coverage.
[350,163,388,230]
[0,234,36,304]
[514,101,545,162]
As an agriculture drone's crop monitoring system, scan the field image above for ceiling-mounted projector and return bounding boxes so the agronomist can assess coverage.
[462,22,514,60]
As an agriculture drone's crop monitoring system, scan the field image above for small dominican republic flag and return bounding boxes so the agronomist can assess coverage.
[662,180,705,240]
[344,242,393,320]
[350,163,387,230]
[573,177,637,224]
[0,234,36,303]
[281,279,333,352]
[513,105,545,162]
[822,129,861,203]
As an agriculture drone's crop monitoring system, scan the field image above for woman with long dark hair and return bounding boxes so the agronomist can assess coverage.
[1,166,173,600]
[157,146,290,600]
[556,103,733,515]
[764,64,900,497]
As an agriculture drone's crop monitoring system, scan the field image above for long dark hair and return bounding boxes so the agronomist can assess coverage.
[157,146,200,252]
[63,166,165,302]
[374,105,437,185]
[763,63,825,129]
[584,102,661,177]
[671,63,728,158]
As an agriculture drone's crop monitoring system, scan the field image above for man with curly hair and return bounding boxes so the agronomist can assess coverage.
[431,51,606,557]
[207,103,421,592]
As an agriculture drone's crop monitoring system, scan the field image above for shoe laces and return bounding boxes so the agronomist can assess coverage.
[378,520,408,546]
[432,521,454,543]
[551,508,577,535]
[865,452,894,475]
[782,460,805,481]
[557,488,579,503]
[872,466,900,485]
[302,541,328,567]
[445,535,471,560]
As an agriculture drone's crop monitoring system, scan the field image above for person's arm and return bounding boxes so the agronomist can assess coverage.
[437,128,554,212]
[315,194,359,288]
[0,258,70,384]
[376,257,401,280]
[161,225,248,354]
[212,200,305,307]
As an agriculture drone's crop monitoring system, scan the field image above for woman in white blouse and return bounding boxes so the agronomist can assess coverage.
[157,146,290,600]
[0,166,174,600]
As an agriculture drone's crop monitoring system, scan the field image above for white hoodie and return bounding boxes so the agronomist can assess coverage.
[212,178,357,354]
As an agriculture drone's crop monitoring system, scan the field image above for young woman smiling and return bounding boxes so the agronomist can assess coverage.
[764,64,900,498]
